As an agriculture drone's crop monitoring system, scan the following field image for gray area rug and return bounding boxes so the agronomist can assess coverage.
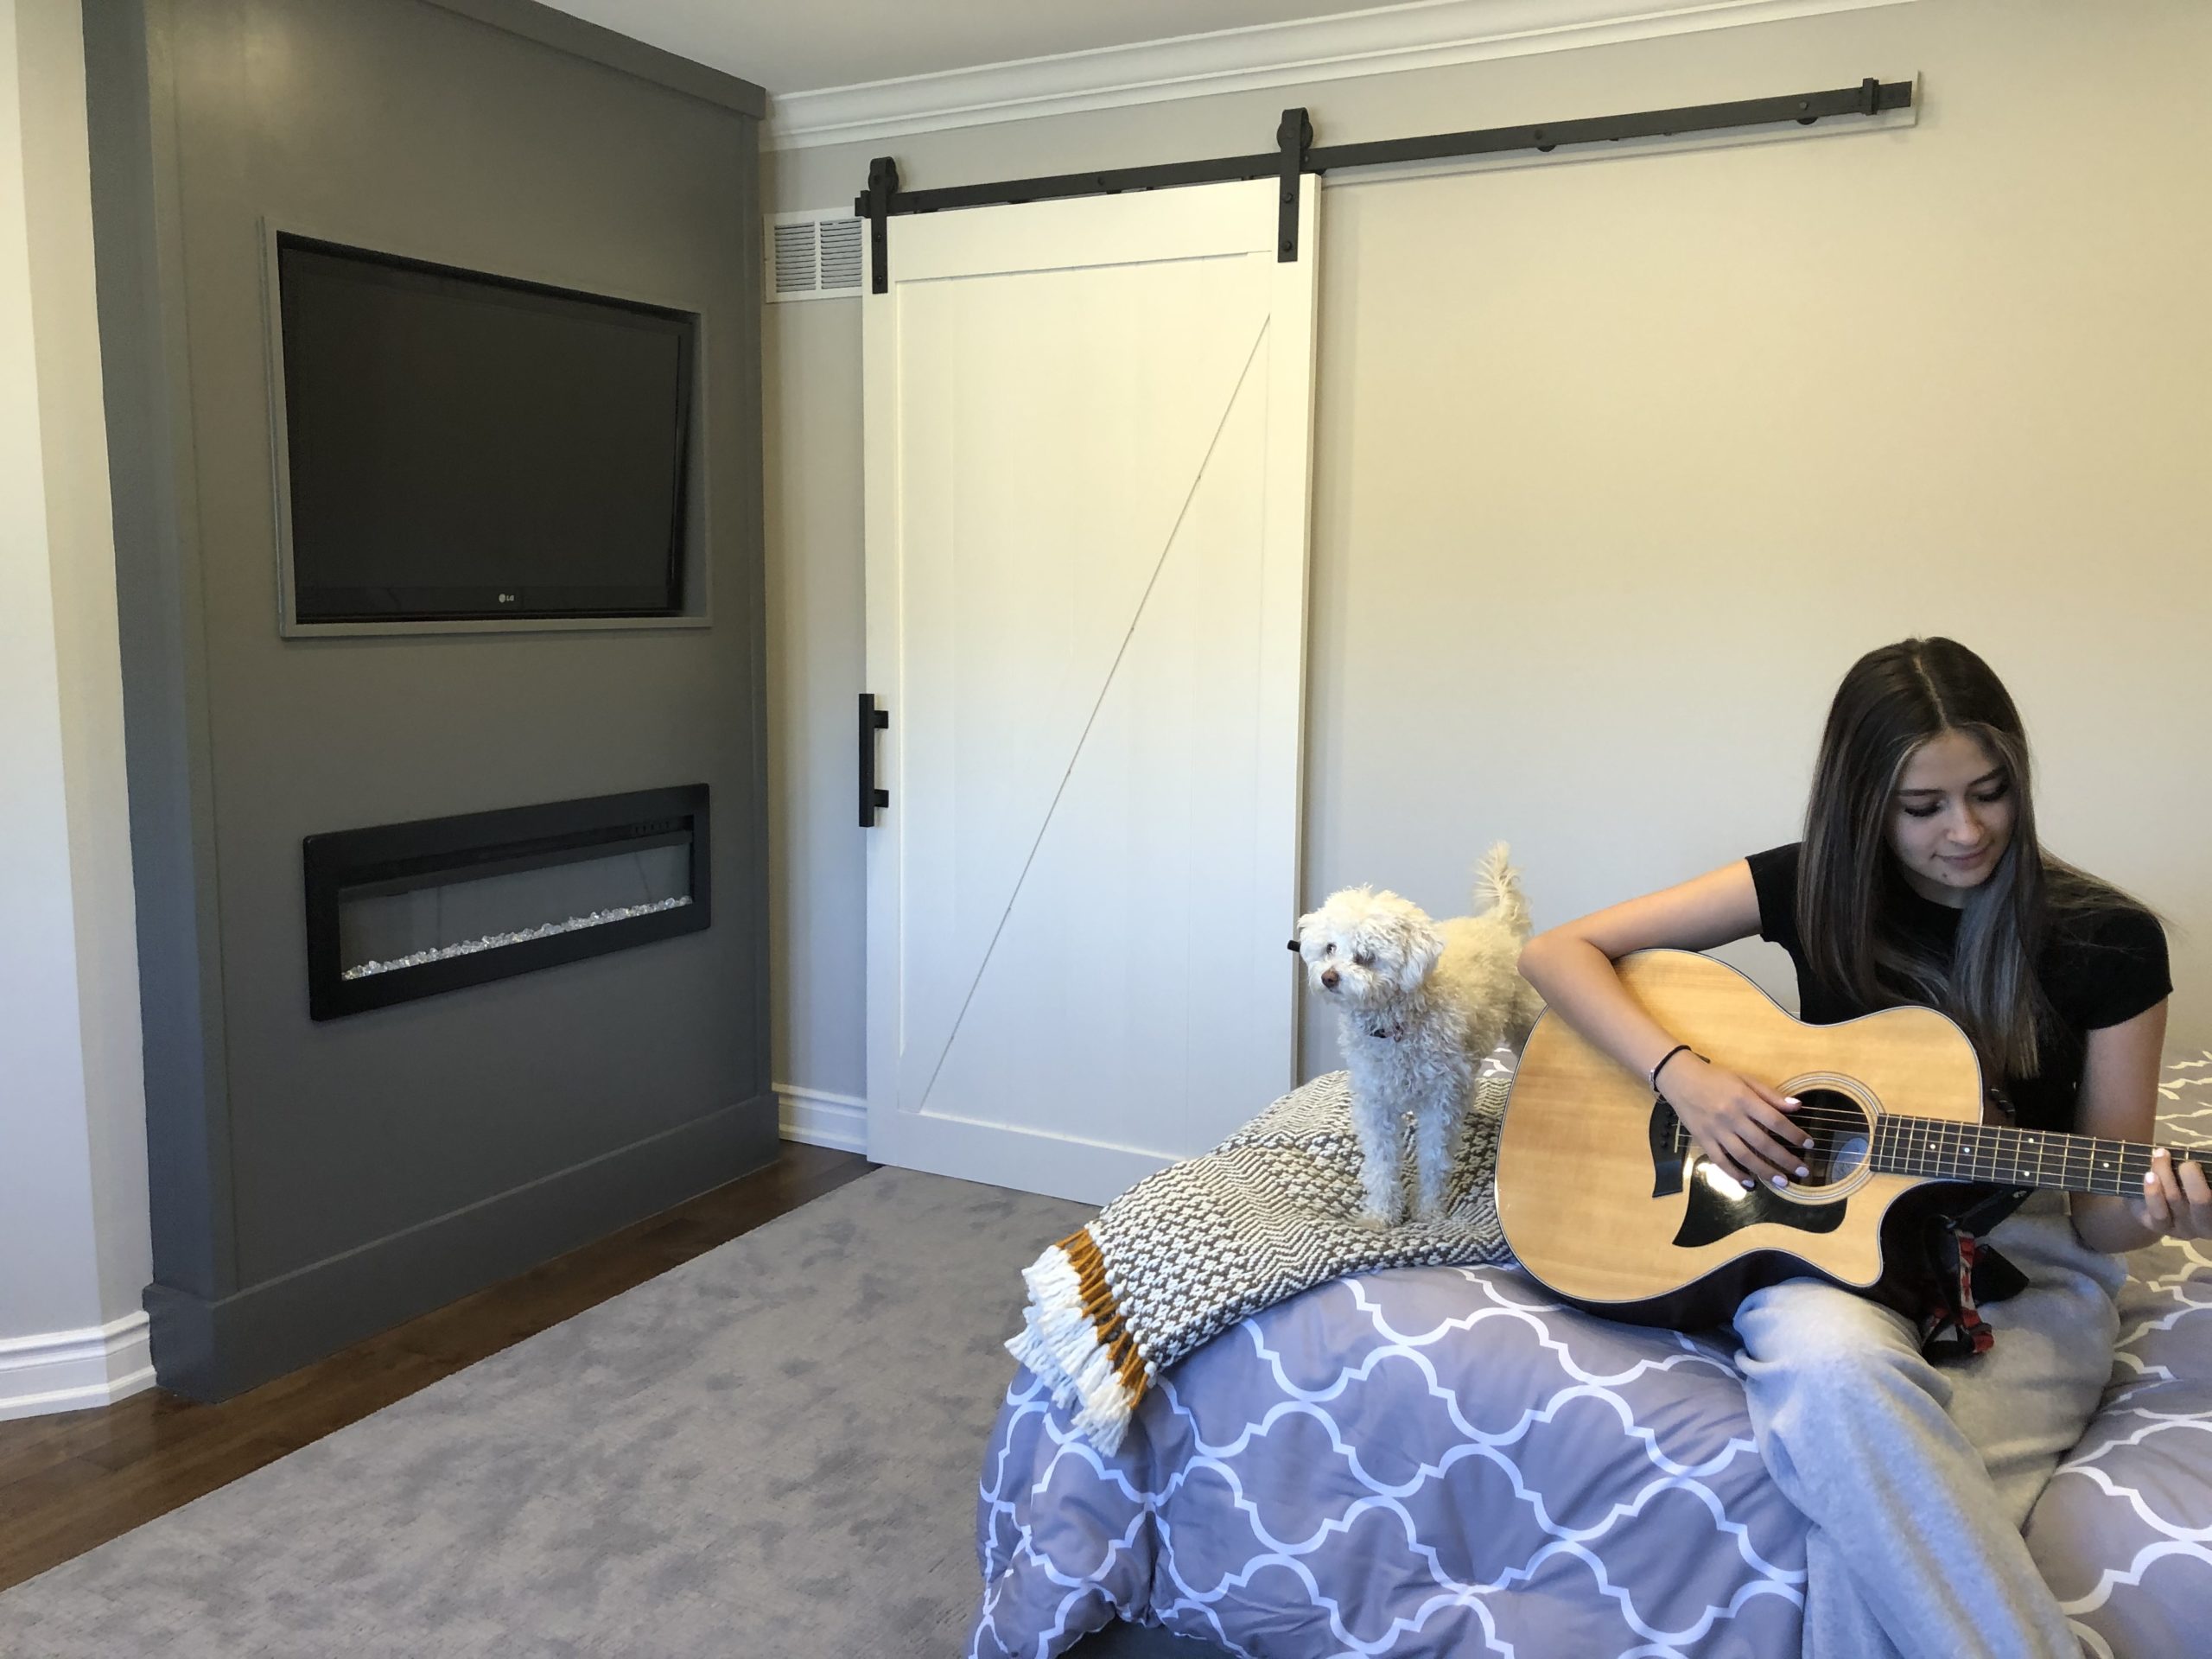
[0,1166,1198,1658]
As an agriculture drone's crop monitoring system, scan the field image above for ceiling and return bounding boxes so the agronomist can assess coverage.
[533,0,1384,97]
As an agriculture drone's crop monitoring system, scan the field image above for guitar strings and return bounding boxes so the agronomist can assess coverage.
[1645,1100,2178,1144]
[1651,1106,2190,1183]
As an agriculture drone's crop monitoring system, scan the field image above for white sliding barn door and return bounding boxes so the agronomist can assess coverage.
[862,176,1320,1205]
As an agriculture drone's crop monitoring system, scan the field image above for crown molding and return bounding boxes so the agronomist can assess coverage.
[765,0,1918,152]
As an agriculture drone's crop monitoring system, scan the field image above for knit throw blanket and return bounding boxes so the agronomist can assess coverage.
[1007,1067,1515,1456]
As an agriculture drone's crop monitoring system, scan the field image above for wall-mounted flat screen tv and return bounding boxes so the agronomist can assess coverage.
[276,234,696,624]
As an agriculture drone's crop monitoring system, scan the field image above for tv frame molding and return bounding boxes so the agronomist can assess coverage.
[257,213,717,639]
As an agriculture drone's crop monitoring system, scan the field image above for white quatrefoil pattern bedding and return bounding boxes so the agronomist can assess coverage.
[972,1055,2212,1659]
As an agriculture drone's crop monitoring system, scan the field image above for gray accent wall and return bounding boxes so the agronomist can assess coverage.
[86,0,775,1399]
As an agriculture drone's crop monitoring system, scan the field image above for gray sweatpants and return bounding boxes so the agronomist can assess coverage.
[1733,1192,2128,1659]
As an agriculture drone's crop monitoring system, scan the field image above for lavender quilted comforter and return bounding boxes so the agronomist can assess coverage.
[972,1056,2212,1659]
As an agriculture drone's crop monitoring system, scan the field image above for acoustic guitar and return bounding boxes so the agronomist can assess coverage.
[1494,948,2180,1330]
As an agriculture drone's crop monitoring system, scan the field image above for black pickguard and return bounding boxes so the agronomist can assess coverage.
[1649,1096,1847,1248]
[1674,1168,1847,1247]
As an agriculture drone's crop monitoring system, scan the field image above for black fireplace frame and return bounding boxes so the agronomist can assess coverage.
[302,784,710,1020]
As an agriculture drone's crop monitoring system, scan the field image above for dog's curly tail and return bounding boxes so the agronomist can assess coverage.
[1473,842,1531,937]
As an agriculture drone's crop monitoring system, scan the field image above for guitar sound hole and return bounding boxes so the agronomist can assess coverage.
[1794,1088,1871,1185]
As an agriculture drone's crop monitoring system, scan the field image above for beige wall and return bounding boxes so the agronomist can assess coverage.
[764,0,2212,1103]
[1,0,151,1367]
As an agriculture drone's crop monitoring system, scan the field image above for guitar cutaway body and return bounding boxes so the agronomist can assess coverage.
[1495,948,1986,1330]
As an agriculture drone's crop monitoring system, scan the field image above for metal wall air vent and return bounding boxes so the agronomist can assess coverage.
[766,211,863,302]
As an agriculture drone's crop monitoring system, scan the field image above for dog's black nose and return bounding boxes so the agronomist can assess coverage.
[1321,969,1339,988]
[1287,938,1300,953]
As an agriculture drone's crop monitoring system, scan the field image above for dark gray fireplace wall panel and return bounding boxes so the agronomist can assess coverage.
[86,0,775,1396]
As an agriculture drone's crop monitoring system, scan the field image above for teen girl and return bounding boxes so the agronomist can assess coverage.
[1516,637,2198,1659]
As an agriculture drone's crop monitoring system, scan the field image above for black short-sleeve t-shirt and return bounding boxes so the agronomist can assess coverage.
[1745,842,2171,1133]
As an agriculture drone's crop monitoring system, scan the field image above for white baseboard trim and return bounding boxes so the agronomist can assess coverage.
[778,1084,868,1154]
[0,1310,156,1423]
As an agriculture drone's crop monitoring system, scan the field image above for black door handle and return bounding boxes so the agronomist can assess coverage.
[859,694,890,827]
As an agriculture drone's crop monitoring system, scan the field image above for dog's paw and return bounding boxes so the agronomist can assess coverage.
[1351,1205,1400,1230]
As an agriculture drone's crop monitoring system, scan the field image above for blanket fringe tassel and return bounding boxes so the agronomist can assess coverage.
[1005,1225,1149,1457]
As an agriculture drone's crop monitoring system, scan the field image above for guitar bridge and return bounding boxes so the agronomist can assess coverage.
[1649,1096,1685,1198]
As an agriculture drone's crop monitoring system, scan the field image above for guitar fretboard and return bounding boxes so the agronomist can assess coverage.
[1872,1117,2190,1198]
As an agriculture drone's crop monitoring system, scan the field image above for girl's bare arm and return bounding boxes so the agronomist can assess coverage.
[1518,861,1810,1187]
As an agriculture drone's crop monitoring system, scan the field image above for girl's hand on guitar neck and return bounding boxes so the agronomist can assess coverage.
[1658,1056,1811,1191]
[2133,1147,2212,1243]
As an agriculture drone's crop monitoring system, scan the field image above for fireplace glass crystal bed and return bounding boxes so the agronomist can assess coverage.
[338,836,690,980]
[302,785,710,1019]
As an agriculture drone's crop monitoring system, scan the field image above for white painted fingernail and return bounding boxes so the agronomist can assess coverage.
[1770,1174,1789,1189]
[1803,1138,1816,1149]
[1784,1096,1802,1106]
[1741,1178,1756,1190]
[2156,1147,2170,1159]
[1796,1166,1810,1179]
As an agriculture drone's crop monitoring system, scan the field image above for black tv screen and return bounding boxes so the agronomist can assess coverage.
[276,235,694,623]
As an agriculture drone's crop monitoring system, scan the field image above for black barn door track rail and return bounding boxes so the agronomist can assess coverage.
[855,76,1912,294]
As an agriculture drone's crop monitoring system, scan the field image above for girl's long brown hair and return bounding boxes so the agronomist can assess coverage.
[1796,637,2143,1079]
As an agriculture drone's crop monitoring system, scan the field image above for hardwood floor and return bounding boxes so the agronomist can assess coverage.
[0,1140,873,1595]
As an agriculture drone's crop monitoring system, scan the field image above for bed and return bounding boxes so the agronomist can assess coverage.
[971,1054,2212,1659]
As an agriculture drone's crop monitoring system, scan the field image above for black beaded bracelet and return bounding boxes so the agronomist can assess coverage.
[1649,1043,1694,1094]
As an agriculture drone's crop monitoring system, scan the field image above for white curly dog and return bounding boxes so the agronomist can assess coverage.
[1293,843,1545,1225]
